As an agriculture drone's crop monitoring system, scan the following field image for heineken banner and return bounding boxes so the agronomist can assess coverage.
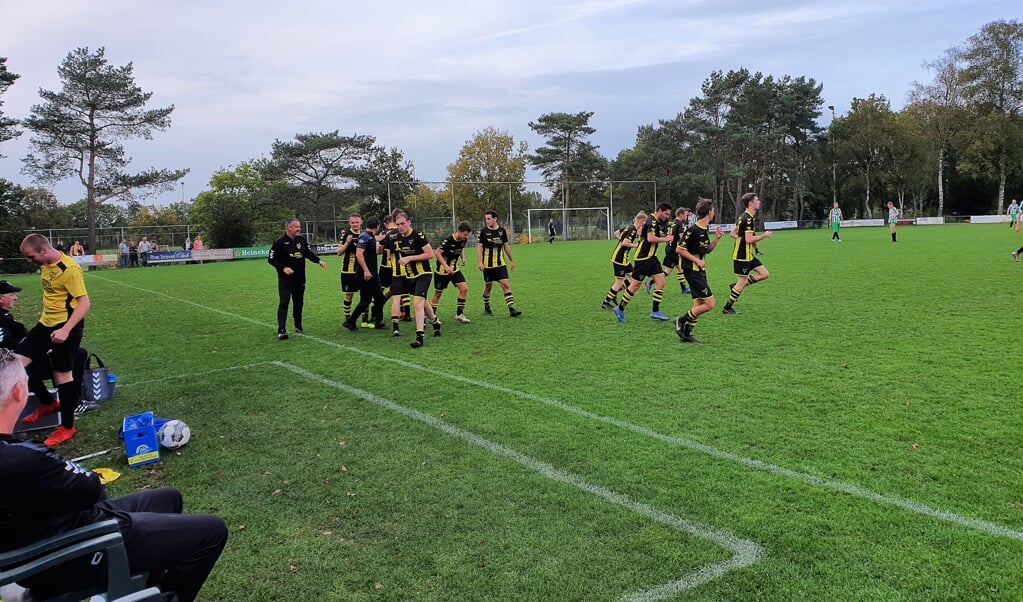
[232,246,272,259]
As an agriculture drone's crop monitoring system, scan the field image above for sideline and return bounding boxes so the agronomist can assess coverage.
[97,276,1023,541]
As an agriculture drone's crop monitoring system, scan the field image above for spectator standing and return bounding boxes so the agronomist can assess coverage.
[118,239,129,268]
[128,240,139,267]
[69,240,85,257]
[138,236,151,267]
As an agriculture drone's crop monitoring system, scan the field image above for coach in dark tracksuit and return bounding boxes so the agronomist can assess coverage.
[268,218,327,339]
[0,350,228,601]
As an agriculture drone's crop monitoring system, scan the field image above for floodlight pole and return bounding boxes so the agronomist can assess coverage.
[828,105,837,207]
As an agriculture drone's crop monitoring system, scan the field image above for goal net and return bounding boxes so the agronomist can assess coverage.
[525,207,610,243]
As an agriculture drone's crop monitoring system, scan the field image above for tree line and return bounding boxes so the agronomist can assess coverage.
[1,20,1020,256]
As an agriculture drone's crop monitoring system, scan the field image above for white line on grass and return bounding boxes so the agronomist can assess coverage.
[97,277,1023,541]
[271,360,764,602]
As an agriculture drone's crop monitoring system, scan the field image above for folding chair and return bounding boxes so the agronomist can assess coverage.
[0,519,151,601]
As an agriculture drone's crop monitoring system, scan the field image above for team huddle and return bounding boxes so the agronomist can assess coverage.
[603,192,772,343]
[270,209,521,349]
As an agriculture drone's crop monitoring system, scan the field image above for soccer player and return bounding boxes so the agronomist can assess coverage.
[1008,198,1019,229]
[659,206,692,295]
[829,201,843,241]
[14,234,90,447]
[547,217,557,243]
[476,210,522,317]
[675,198,725,343]
[268,218,327,339]
[336,213,363,323]
[431,222,473,323]
[887,201,899,242]
[722,193,772,315]
[613,203,673,322]
[387,213,441,347]
[343,217,386,331]
[601,211,644,309]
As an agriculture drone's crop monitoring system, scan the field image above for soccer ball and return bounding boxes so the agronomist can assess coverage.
[158,420,191,449]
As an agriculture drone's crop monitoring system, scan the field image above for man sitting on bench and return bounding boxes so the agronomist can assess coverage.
[0,349,229,601]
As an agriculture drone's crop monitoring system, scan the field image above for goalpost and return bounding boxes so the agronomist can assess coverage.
[525,207,611,243]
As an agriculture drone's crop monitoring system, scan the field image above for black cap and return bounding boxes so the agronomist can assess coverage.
[0,281,22,294]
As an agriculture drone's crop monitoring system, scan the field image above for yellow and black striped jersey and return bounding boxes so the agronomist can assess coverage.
[633,218,669,262]
[477,226,509,268]
[380,228,400,269]
[732,211,755,261]
[39,253,88,327]
[388,229,433,278]
[680,224,712,272]
[610,226,638,266]
[338,228,360,274]
[435,234,466,273]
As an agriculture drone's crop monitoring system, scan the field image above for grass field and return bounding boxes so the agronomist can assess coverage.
[4,223,1022,601]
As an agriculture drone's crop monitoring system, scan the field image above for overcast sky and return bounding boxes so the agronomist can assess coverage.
[0,0,1016,205]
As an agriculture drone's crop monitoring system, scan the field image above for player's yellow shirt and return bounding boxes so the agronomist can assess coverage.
[39,253,88,326]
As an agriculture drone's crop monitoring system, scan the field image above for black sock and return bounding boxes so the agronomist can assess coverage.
[56,381,80,429]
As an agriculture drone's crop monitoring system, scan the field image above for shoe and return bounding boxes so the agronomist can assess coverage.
[722,307,737,315]
[455,314,471,323]
[613,307,626,323]
[645,280,652,294]
[650,311,671,321]
[433,320,442,336]
[681,332,701,343]
[681,288,691,295]
[509,308,522,317]
[341,320,357,332]
[74,401,100,415]
[601,301,614,310]
[295,327,305,334]
[360,321,375,329]
[392,328,401,337]
[674,317,686,340]
[43,426,76,447]
[372,322,387,330]
[410,338,424,348]
[278,331,289,340]
[483,306,494,316]
[1014,252,1019,263]
[21,401,60,424]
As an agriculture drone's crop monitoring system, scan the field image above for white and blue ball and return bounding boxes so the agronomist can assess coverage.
[157,420,191,449]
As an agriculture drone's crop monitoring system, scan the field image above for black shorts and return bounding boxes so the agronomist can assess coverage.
[434,270,466,290]
[340,273,361,293]
[733,257,764,277]
[612,263,632,278]
[17,322,85,373]
[682,270,712,299]
[662,251,680,269]
[406,274,432,297]
[631,257,663,278]
[389,275,408,296]
[482,266,509,283]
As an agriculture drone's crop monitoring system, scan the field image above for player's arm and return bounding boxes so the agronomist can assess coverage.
[434,246,452,274]
[302,241,327,268]
[336,233,349,256]
[503,242,515,271]
[476,242,484,271]
[706,226,725,253]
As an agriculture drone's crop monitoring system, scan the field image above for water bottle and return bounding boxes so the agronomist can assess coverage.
[108,372,117,384]
[138,411,153,427]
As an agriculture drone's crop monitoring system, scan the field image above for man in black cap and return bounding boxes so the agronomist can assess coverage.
[0,281,27,351]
